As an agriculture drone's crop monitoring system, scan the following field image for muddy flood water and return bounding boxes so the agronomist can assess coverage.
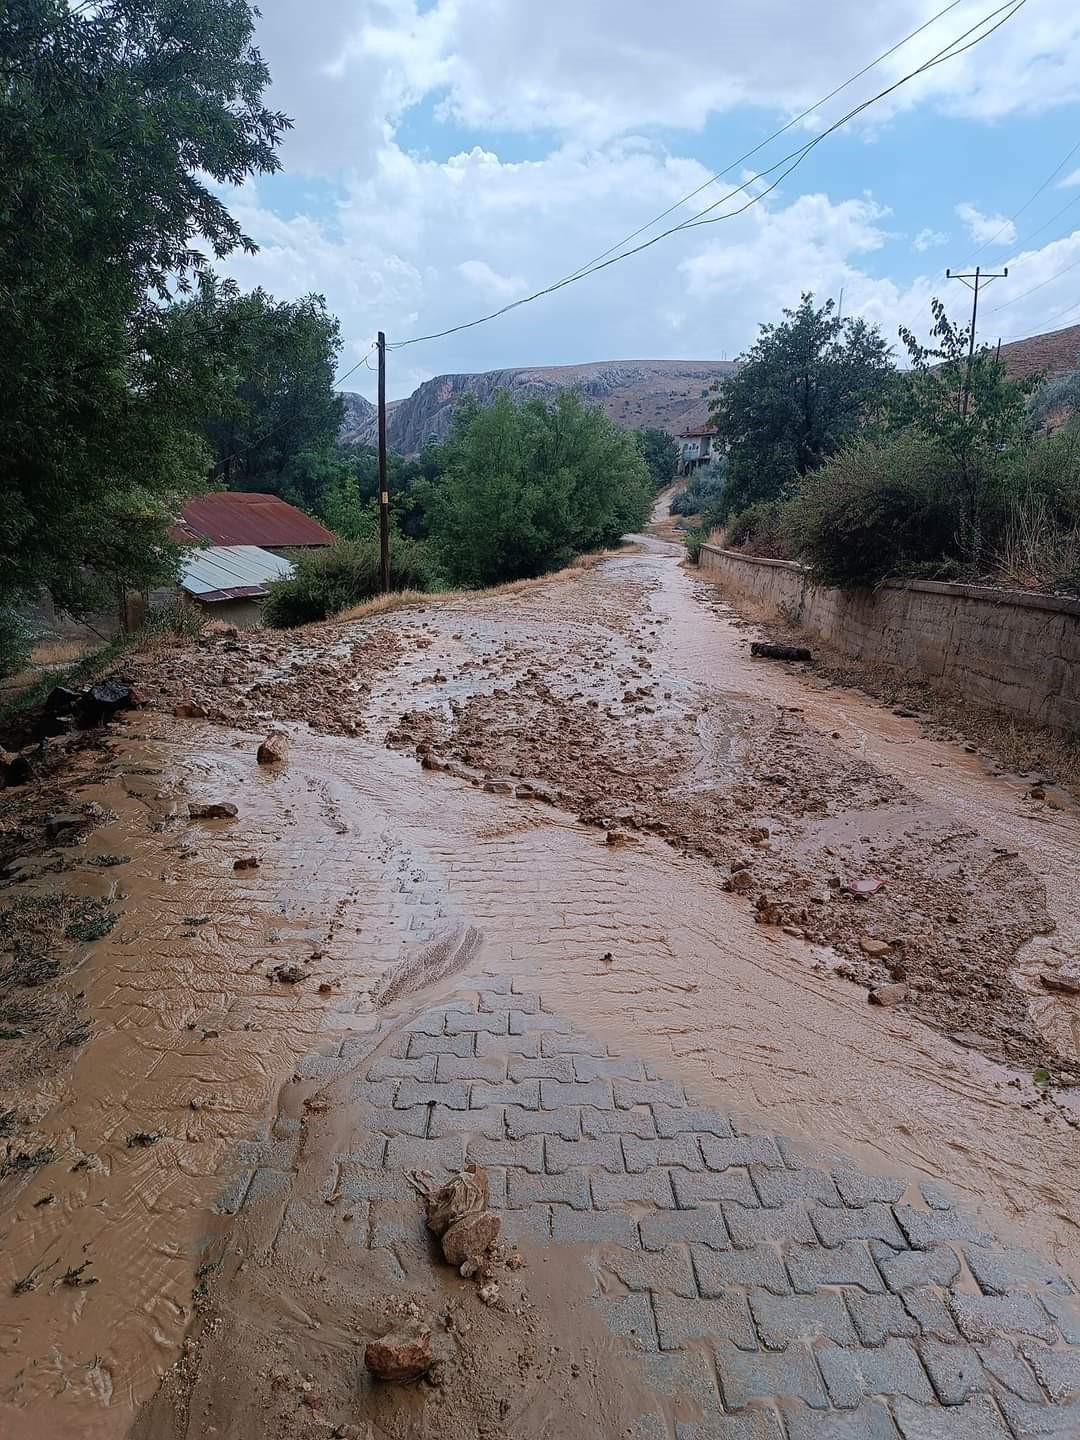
[2,522,1079,1439]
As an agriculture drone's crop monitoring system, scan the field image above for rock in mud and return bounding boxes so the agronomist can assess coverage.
[270,963,305,984]
[189,801,238,820]
[364,1330,434,1383]
[174,701,208,719]
[1040,970,1080,995]
[442,1210,502,1267]
[233,855,260,871]
[411,1162,501,1267]
[859,936,893,957]
[256,732,289,765]
[868,983,908,1007]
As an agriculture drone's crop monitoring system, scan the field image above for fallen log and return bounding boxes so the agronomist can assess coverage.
[750,642,813,662]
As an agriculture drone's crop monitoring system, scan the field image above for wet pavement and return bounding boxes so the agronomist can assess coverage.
[2,522,1080,1438]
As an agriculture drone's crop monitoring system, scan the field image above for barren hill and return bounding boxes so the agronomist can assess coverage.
[997,322,1080,381]
[339,358,738,454]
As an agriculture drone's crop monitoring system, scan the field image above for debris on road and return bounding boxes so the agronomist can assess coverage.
[869,983,908,1006]
[270,963,305,984]
[409,1162,501,1272]
[750,641,812,662]
[364,1329,434,1383]
[256,732,289,765]
[188,801,238,820]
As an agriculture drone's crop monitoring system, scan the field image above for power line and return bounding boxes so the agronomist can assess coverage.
[387,0,1026,351]
[987,249,1080,313]
[558,0,971,286]
[972,134,1080,254]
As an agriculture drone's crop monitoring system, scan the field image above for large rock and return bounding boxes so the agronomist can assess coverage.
[256,733,288,765]
[364,1330,433,1383]
[189,801,238,820]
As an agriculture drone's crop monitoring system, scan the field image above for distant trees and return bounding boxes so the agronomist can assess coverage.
[634,428,680,489]
[708,293,894,520]
[428,391,652,587]
[0,0,288,665]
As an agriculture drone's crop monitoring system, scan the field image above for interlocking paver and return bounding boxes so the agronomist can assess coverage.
[871,1243,961,1293]
[750,1291,857,1349]
[654,1105,733,1138]
[676,1414,785,1440]
[787,1240,884,1295]
[408,1030,475,1058]
[545,1136,624,1173]
[893,1205,992,1251]
[480,989,535,1013]
[654,1293,757,1352]
[642,1207,731,1252]
[600,1293,659,1351]
[947,1291,1056,1344]
[995,1393,1080,1439]
[601,1245,697,1299]
[573,1054,646,1081]
[892,1394,1012,1438]
[811,1201,906,1249]
[509,1054,574,1082]
[701,1136,783,1171]
[505,1104,581,1140]
[540,1031,605,1056]
[833,1171,908,1206]
[428,1103,505,1137]
[724,1202,815,1248]
[902,1288,961,1343]
[1041,1292,1080,1344]
[693,1244,791,1297]
[846,1291,920,1345]
[615,1078,687,1109]
[964,1245,1074,1298]
[672,1168,758,1209]
[751,1163,840,1208]
[385,1135,464,1172]
[623,1135,703,1173]
[507,1168,591,1210]
[510,1010,570,1034]
[435,1053,506,1083]
[552,1208,639,1245]
[472,1079,541,1109]
[584,1105,657,1138]
[1020,1340,1080,1401]
[393,1078,468,1109]
[445,1009,509,1035]
[500,1204,552,1244]
[714,1342,828,1409]
[918,1339,988,1405]
[818,1342,934,1408]
[367,1055,437,1082]
[467,1135,544,1172]
[780,1400,900,1439]
[541,1078,614,1110]
[478,1029,538,1057]
[593,1168,677,1210]
[977,1340,1045,1403]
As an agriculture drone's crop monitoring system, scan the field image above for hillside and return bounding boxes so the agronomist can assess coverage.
[997,322,1080,381]
[339,358,738,453]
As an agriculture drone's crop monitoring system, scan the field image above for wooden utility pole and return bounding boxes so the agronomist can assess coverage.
[377,331,389,593]
[946,265,1008,416]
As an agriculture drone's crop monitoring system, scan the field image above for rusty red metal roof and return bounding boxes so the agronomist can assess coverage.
[175,492,334,548]
[680,425,717,438]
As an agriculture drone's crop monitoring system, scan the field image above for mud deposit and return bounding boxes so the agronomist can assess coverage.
[1,524,1079,1439]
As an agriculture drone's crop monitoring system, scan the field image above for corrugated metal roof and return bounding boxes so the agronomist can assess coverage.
[179,545,294,603]
[178,492,334,548]
[680,425,717,438]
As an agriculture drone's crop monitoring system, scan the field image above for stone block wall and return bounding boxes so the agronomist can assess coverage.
[698,544,1080,734]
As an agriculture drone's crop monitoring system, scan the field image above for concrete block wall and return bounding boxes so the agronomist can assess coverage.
[698,544,1080,734]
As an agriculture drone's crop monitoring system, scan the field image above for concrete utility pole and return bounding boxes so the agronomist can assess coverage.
[377,331,390,593]
[945,265,1008,417]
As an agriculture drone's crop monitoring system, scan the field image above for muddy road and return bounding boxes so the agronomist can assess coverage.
[2,527,1080,1439]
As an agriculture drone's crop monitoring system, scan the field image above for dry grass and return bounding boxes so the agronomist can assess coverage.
[331,546,638,625]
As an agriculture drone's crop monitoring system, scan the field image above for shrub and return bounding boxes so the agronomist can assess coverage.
[670,460,727,518]
[140,599,206,643]
[723,501,791,559]
[683,526,709,564]
[263,537,427,627]
[0,604,37,679]
[784,434,963,589]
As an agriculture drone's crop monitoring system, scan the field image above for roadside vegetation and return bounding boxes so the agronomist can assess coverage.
[695,293,1080,598]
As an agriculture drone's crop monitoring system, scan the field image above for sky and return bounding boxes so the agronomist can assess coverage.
[216,0,1080,400]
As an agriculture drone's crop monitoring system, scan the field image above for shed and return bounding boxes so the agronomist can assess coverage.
[177,545,293,627]
[173,492,334,551]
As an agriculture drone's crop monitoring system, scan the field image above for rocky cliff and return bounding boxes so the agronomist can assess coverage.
[339,358,739,454]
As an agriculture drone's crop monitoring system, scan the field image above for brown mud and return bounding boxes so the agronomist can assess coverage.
[0,510,1079,1437]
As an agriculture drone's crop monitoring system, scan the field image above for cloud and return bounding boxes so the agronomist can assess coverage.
[913,227,946,253]
[955,202,1016,247]
[1060,168,1080,189]
[457,260,526,299]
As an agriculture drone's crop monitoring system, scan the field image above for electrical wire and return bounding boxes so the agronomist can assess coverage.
[558,0,971,286]
[971,135,1080,254]
[987,250,1080,313]
[387,0,1026,351]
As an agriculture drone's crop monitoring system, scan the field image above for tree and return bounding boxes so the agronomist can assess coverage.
[162,275,343,496]
[893,300,1038,558]
[0,0,288,635]
[1029,356,1080,432]
[708,293,893,519]
[429,391,651,587]
[634,428,679,490]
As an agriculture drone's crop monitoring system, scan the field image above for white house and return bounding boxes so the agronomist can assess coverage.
[677,425,719,475]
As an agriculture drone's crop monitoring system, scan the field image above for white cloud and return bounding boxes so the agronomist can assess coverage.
[457,260,526,299]
[913,227,947,252]
[955,202,1016,247]
[1060,168,1080,189]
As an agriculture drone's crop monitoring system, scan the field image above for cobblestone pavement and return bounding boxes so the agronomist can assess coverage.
[228,970,1080,1440]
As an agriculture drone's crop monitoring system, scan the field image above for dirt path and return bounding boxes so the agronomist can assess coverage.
[2,524,1080,1437]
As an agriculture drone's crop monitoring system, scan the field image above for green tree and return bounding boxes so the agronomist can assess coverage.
[708,293,893,519]
[0,0,288,640]
[162,275,343,496]
[893,299,1038,558]
[633,428,679,489]
[430,391,651,587]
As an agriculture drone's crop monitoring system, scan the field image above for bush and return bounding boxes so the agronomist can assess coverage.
[0,604,37,679]
[140,599,206,643]
[263,537,427,627]
[784,434,963,589]
[670,460,727,518]
[683,526,709,564]
[723,501,791,559]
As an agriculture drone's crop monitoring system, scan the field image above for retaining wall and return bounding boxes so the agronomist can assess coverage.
[698,543,1080,734]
